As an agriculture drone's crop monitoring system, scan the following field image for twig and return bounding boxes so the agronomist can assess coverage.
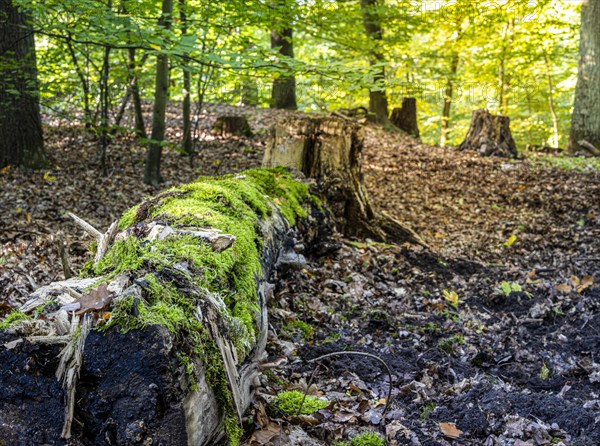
[301,351,394,417]
[68,213,118,265]
[68,212,102,240]
[54,232,74,279]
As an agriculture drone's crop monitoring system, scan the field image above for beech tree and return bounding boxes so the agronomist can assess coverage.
[568,0,600,155]
[270,0,297,110]
[0,0,45,169]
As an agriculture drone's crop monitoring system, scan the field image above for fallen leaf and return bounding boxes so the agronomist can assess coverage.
[557,283,572,293]
[503,234,517,247]
[577,276,594,293]
[76,284,114,314]
[439,422,462,439]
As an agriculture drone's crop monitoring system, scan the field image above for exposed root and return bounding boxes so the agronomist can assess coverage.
[302,351,394,416]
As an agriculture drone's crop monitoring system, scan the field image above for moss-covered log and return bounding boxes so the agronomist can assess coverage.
[0,168,327,446]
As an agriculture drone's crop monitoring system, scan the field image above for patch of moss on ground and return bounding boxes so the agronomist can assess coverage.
[335,431,386,446]
[0,310,30,330]
[273,390,329,415]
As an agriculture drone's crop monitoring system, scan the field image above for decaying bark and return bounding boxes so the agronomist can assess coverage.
[0,172,327,445]
[458,109,518,158]
[263,116,427,247]
[213,116,253,137]
[390,98,420,138]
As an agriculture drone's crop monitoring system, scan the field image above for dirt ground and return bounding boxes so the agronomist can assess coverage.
[1,104,599,445]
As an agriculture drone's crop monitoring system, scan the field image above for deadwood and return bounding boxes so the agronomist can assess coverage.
[458,109,518,158]
[264,116,427,248]
[0,169,328,446]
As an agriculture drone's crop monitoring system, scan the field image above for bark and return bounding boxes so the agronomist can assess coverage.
[458,109,518,158]
[440,54,460,147]
[390,98,420,138]
[271,27,297,110]
[567,0,600,155]
[264,116,427,247]
[144,0,173,185]
[0,172,328,445]
[0,0,45,169]
[213,116,253,137]
[543,50,560,148]
[360,0,389,124]
[498,19,515,116]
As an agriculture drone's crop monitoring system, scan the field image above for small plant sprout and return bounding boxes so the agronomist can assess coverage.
[539,362,551,380]
[334,431,386,446]
[443,289,462,308]
[498,281,532,298]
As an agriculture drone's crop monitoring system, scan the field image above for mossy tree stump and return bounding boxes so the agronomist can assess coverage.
[263,116,426,247]
[458,109,518,158]
[0,168,326,446]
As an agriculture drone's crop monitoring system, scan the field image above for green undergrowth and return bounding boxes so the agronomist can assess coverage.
[335,431,386,446]
[88,167,313,445]
[273,390,329,415]
[529,154,600,172]
[0,310,30,330]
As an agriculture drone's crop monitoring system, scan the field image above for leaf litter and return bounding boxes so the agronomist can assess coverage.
[0,104,599,445]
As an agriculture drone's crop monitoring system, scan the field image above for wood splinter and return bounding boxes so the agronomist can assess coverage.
[68,212,119,265]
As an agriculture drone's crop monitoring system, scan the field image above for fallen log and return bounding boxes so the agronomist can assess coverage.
[0,168,327,446]
[263,116,427,248]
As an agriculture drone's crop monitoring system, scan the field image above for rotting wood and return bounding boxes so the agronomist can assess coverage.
[458,109,518,158]
[0,169,327,446]
[264,116,428,248]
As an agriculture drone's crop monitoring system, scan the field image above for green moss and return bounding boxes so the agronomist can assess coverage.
[92,168,315,446]
[349,431,386,446]
[274,390,329,415]
[0,310,30,330]
[284,320,314,341]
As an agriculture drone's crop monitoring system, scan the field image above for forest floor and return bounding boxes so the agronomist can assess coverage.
[1,104,599,446]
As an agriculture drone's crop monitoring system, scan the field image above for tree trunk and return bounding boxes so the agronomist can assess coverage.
[458,109,518,158]
[271,27,297,110]
[179,0,192,155]
[213,116,253,137]
[543,50,560,148]
[360,0,389,125]
[567,0,600,155]
[390,98,420,138]
[440,54,459,147]
[264,116,426,247]
[144,0,173,185]
[0,169,327,445]
[0,0,45,169]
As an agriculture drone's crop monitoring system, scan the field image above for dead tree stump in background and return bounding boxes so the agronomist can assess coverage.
[390,98,420,138]
[458,109,518,158]
[213,116,253,137]
[264,116,427,247]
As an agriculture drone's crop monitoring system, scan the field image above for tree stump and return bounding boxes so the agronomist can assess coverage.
[263,116,427,247]
[458,109,518,158]
[390,98,420,138]
[213,116,253,137]
[0,169,327,445]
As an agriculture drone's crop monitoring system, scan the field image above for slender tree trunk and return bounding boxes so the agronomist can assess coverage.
[360,0,389,124]
[144,0,174,185]
[542,50,560,148]
[179,0,192,155]
[498,19,515,116]
[66,37,92,128]
[271,27,297,110]
[0,0,45,169]
[99,45,111,176]
[568,0,600,154]
[440,54,459,147]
